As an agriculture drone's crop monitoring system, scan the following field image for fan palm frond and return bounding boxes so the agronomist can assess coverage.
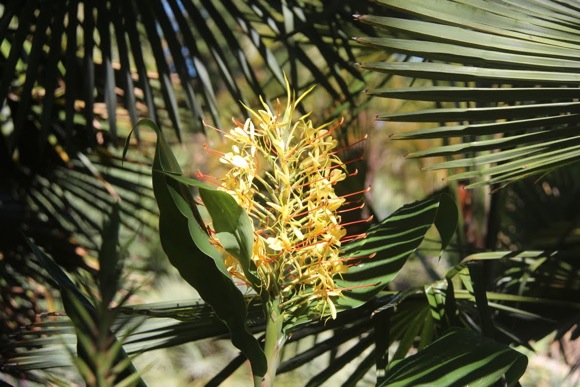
[18,204,147,386]
[12,250,574,385]
[357,0,580,188]
[0,0,386,151]
[0,1,388,355]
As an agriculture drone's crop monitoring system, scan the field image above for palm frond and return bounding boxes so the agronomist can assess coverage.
[0,0,387,152]
[12,250,572,386]
[357,0,580,187]
[491,163,580,251]
[4,182,458,384]
[379,327,527,387]
[0,3,388,355]
[20,204,147,386]
[0,138,158,383]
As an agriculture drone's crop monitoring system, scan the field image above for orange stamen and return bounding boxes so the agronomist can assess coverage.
[339,215,374,230]
[203,143,226,158]
[195,170,222,186]
[202,119,228,135]
[337,202,365,214]
[309,117,344,143]
[339,186,372,200]
[330,134,368,155]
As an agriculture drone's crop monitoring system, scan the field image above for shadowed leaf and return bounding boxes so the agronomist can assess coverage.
[123,119,267,379]
[379,327,527,387]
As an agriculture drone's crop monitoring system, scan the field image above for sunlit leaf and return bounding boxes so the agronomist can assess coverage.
[359,0,580,187]
[335,193,457,308]
[123,119,267,378]
[156,170,262,292]
[380,327,527,387]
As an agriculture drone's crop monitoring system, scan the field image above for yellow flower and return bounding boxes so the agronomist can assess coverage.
[204,76,367,320]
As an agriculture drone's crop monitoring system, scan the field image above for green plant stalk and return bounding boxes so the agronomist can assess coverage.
[261,297,286,387]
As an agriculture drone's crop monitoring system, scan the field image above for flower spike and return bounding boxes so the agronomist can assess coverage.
[203,77,368,321]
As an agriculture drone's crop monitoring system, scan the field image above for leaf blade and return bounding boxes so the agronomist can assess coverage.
[124,119,267,378]
[380,327,527,387]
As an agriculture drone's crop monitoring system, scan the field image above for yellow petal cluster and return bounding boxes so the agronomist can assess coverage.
[210,78,352,319]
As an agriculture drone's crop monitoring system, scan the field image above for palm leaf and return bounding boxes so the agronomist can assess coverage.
[123,119,268,379]
[357,0,580,187]
[23,204,146,386]
[14,248,576,385]
[491,162,580,250]
[12,259,555,386]
[434,251,580,348]
[4,186,458,384]
[380,327,527,387]
[334,192,457,308]
[0,0,387,152]
[4,293,418,384]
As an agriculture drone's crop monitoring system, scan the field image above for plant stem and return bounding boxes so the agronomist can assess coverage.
[261,297,286,387]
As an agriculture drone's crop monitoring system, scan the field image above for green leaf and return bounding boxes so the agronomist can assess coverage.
[98,202,122,306]
[24,236,145,386]
[335,193,457,308]
[356,37,580,71]
[123,119,267,378]
[391,304,432,362]
[379,102,580,123]
[367,86,580,103]
[360,62,580,85]
[380,327,528,387]
[156,170,262,292]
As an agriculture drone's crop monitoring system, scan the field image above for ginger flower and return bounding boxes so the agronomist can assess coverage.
[203,78,367,320]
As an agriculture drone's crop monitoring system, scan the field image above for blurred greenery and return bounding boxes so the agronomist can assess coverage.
[1,0,579,386]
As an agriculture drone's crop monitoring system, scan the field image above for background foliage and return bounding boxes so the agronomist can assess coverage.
[1,0,579,385]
